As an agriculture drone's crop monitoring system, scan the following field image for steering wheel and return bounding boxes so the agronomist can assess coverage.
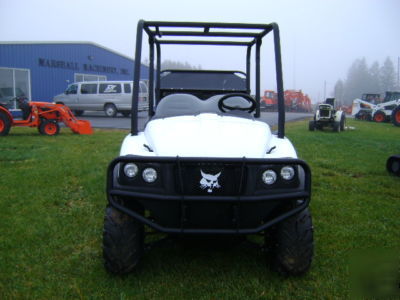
[217,93,257,113]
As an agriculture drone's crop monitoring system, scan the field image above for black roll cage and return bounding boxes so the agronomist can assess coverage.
[131,20,285,138]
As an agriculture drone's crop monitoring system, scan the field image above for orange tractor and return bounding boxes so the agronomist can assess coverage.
[284,90,312,112]
[260,90,278,111]
[0,98,93,136]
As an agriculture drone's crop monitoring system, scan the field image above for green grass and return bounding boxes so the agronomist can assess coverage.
[0,119,399,299]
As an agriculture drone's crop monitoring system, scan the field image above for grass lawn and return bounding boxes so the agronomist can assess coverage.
[0,118,399,299]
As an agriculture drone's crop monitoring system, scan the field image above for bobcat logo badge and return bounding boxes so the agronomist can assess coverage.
[200,170,221,193]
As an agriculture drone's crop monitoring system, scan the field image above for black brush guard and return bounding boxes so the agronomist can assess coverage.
[107,156,311,235]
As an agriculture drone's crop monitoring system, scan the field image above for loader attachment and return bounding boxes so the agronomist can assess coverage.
[68,119,93,134]
[56,104,93,134]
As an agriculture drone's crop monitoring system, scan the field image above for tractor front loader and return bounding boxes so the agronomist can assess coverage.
[0,99,92,136]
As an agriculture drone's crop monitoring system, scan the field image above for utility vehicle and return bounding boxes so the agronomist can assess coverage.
[309,98,345,132]
[103,20,313,276]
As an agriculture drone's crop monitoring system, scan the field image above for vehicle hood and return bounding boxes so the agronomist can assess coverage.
[53,93,66,102]
[142,113,272,158]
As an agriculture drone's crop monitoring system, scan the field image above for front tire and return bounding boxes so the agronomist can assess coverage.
[39,120,60,136]
[391,106,400,127]
[386,155,400,176]
[266,208,314,276]
[340,114,346,131]
[103,206,144,274]
[333,121,341,132]
[373,111,386,123]
[308,120,315,131]
[104,104,117,117]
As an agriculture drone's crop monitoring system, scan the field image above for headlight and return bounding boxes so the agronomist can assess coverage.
[142,167,157,183]
[262,170,277,185]
[124,163,138,178]
[281,166,295,180]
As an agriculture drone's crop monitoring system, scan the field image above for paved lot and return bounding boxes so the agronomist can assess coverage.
[80,111,313,130]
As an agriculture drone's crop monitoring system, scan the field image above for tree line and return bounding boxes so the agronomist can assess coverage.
[143,58,202,70]
[333,57,399,106]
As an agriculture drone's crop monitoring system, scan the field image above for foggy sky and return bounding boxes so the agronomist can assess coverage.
[1,0,399,103]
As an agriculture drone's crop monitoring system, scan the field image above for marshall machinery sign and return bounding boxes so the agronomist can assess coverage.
[38,57,130,75]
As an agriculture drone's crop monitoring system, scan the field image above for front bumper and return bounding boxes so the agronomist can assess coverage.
[107,156,311,234]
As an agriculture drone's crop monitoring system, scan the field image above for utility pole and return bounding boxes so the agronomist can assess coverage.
[323,80,326,100]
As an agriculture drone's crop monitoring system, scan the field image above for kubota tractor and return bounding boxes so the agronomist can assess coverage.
[0,97,93,136]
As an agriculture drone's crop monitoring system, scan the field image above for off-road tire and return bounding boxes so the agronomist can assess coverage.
[103,206,144,274]
[39,119,60,136]
[266,208,314,276]
[0,111,11,136]
[373,111,386,123]
[104,104,117,117]
[391,106,400,127]
[308,120,315,131]
[333,121,341,132]
[386,155,400,176]
[74,110,84,116]
[340,114,346,131]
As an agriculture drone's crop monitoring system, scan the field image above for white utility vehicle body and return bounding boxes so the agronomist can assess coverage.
[121,113,296,158]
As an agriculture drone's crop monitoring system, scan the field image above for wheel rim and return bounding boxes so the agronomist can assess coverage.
[374,113,384,122]
[0,118,4,132]
[395,111,400,123]
[45,122,57,135]
[106,107,115,116]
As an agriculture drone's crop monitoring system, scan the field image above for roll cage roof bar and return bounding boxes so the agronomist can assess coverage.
[131,20,285,138]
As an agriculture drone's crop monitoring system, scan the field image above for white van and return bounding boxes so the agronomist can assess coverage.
[53,80,148,117]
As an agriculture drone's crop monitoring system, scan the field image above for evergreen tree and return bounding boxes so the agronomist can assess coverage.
[380,57,396,94]
[333,79,344,106]
[161,59,201,70]
[332,57,399,105]
[368,61,381,94]
[343,58,371,105]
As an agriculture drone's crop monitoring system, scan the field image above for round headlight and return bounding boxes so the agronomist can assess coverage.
[124,163,138,178]
[281,166,295,180]
[142,167,157,183]
[262,170,277,185]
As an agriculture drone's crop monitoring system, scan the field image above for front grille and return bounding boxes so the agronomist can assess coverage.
[320,109,330,117]
[176,162,245,196]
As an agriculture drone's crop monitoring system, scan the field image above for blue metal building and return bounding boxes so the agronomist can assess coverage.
[0,42,148,102]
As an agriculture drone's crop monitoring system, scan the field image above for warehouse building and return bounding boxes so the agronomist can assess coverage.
[0,42,148,104]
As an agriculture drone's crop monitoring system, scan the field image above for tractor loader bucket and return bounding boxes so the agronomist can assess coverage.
[69,119,93,134]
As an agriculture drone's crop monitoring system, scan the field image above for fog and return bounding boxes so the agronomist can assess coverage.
[1,0,399,103]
